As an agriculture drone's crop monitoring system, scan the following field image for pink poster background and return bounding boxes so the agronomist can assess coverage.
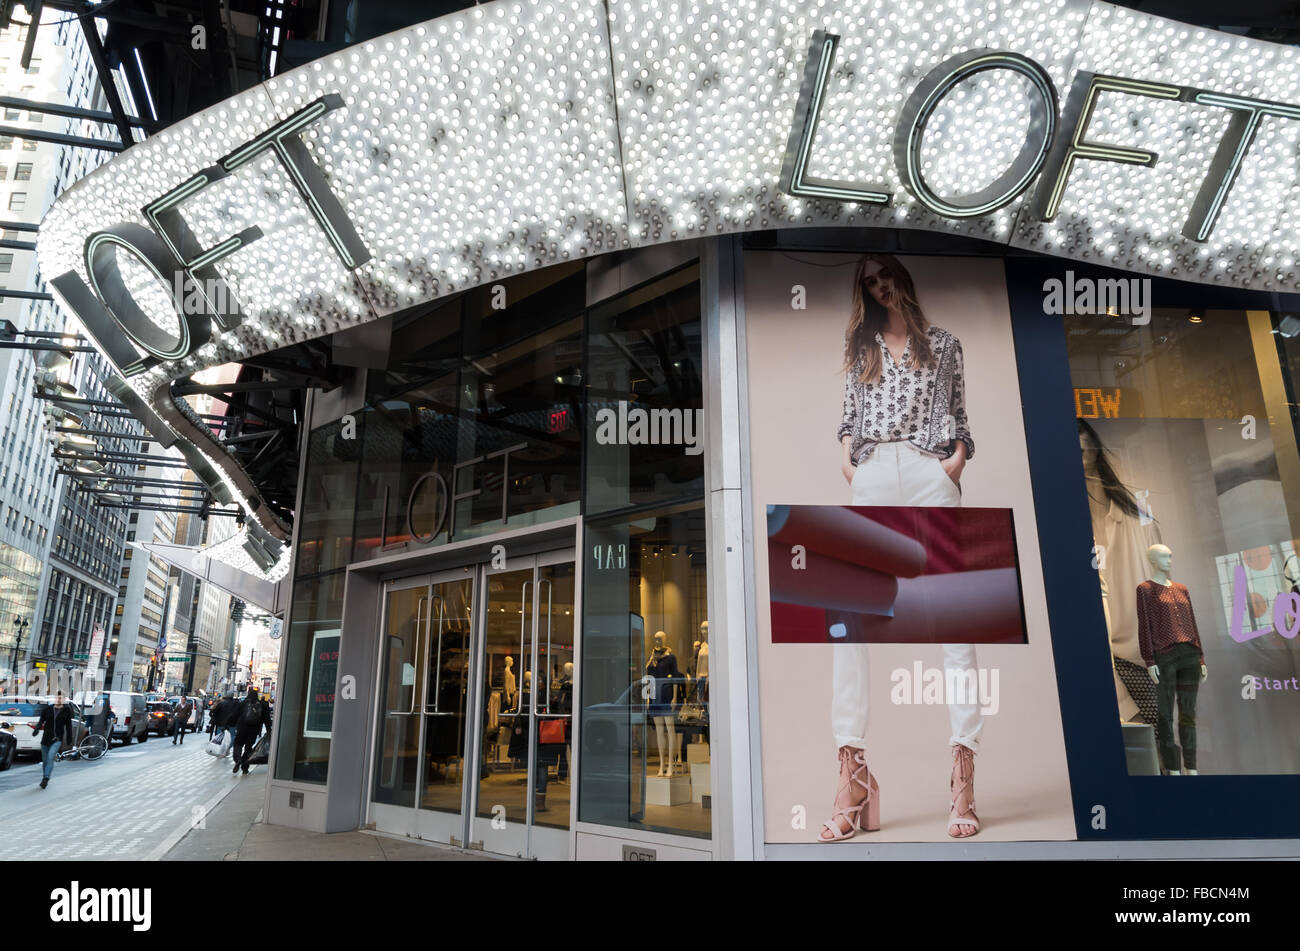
[746,252,1076,844]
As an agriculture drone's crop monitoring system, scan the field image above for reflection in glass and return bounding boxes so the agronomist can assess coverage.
[475,568,533,826]
[372,586,426,806]
[422,578,473,813]
[579,506,709,837]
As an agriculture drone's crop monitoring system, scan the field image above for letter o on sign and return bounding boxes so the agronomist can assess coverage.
[85,223,199,361]
[893,49,1059,218]
[405,470,449,545]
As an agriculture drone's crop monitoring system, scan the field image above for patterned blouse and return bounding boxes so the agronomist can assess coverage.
[836,326,974,465]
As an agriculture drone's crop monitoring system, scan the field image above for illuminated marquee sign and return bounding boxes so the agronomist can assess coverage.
[38,0,1300,579]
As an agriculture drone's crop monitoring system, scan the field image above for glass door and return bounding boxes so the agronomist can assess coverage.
[469,550,575,860]
[415,570,474,843]
[370,577,430,837]
[370,551,575,859]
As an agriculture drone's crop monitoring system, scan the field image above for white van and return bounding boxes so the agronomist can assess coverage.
[73,691,150,745]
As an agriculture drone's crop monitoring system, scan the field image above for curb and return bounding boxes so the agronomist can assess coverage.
[144,764,245,862]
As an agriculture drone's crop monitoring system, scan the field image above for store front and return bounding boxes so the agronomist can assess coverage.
[36,0,1300,859]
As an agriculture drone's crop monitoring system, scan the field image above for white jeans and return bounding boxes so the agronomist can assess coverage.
[833,442,984,752]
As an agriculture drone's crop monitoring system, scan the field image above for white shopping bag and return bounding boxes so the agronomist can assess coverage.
[206,730,231,759]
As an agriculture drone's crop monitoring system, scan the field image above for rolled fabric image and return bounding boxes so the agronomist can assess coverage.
[767,504,927,578]
[825,567,1025,645]
[768,541,899,617]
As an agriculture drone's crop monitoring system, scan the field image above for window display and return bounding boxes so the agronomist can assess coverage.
[1065,303,1300,774]
[579,507,710,838]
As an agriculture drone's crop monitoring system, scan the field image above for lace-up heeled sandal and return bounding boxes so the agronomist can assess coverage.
[818,746,880,842]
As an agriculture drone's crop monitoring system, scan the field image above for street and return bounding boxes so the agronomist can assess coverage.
[0,731,247,861]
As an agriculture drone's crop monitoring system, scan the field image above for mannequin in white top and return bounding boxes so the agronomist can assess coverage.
[504,656,517,711]
[696,621,709,679]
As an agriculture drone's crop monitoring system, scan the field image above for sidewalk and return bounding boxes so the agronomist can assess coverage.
[164,768,493,861]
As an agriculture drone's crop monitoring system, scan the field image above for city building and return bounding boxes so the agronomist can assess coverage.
[32,0,1300,863]
[0,12,127,687]
[106,439,179,691]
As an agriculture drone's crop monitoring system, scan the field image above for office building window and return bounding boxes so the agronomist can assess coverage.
[0,136,12,150]
[0,253,12,273]
[21,140,35,151]
[25,58,39,74]
[14,163,31,181]
[7,193,25,211]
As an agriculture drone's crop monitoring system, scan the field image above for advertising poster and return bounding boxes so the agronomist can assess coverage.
[746,252,1075,844]
[303,630,341,739]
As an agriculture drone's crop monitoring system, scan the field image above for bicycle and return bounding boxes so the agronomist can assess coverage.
[55,732,109,762]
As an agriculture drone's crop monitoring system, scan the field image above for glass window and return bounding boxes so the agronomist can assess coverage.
[14,163,30,181]
[585,264,704,515]
[7,193,24,211]
[3,108,17,121]
[0,137,12,150]
[1066,302,1300,776]
[21,140,35,151]
[352,264,586,563]
[275,570,344,784]
[0,167,7,181]
[579,505,710,838]
[0,253,11,273]
[294,418,359,577]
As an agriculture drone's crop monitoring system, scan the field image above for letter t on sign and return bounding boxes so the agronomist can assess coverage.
[219,93,371,269]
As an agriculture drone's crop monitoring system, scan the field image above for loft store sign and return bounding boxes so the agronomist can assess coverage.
[41,20,1300,560]
[781,31,1299,241]
[50,36,1300,397]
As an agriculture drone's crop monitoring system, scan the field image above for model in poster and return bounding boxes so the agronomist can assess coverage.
[819,253,982,841]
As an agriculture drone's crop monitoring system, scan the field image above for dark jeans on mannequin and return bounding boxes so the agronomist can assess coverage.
[1155,643,1201,772]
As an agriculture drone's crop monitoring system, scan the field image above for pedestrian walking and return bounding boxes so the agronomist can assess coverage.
[172,697,192,745]
[33,691,73,789]
[231,685,272,775]
[211,691,240,753]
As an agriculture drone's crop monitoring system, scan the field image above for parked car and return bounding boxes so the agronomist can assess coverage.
[73,691,150,745]
[0,697,90,759]
[0,717,17,770]
[146,701,176,736]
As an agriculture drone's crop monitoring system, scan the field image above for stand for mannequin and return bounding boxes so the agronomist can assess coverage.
[646,772,691,806]
[688,743,710,805]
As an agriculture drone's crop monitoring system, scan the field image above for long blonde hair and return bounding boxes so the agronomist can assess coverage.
[844,254,932,384]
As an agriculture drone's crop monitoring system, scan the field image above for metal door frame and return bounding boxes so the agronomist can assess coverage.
[368,548,576,859]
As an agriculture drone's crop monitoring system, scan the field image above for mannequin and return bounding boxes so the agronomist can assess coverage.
[645,631,681,776]
[503,656,517,711]
[1079,419,1161,727]
[1137,544,1208,775]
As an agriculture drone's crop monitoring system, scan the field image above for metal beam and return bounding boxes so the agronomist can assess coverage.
[0,238,35,251]
[0,289,54,300]
[0,219,37,231]
[172,379,308,396]
[78,3,136,148]
[0,341,98,352]
[0,95,158,130]
[0,124,123,152]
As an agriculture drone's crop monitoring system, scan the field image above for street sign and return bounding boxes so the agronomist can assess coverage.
[166,656,188,662]
[72,653,89,660]
[87,623,106,670]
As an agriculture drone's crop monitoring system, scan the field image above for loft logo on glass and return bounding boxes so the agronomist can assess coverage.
[781,30,1300,242]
